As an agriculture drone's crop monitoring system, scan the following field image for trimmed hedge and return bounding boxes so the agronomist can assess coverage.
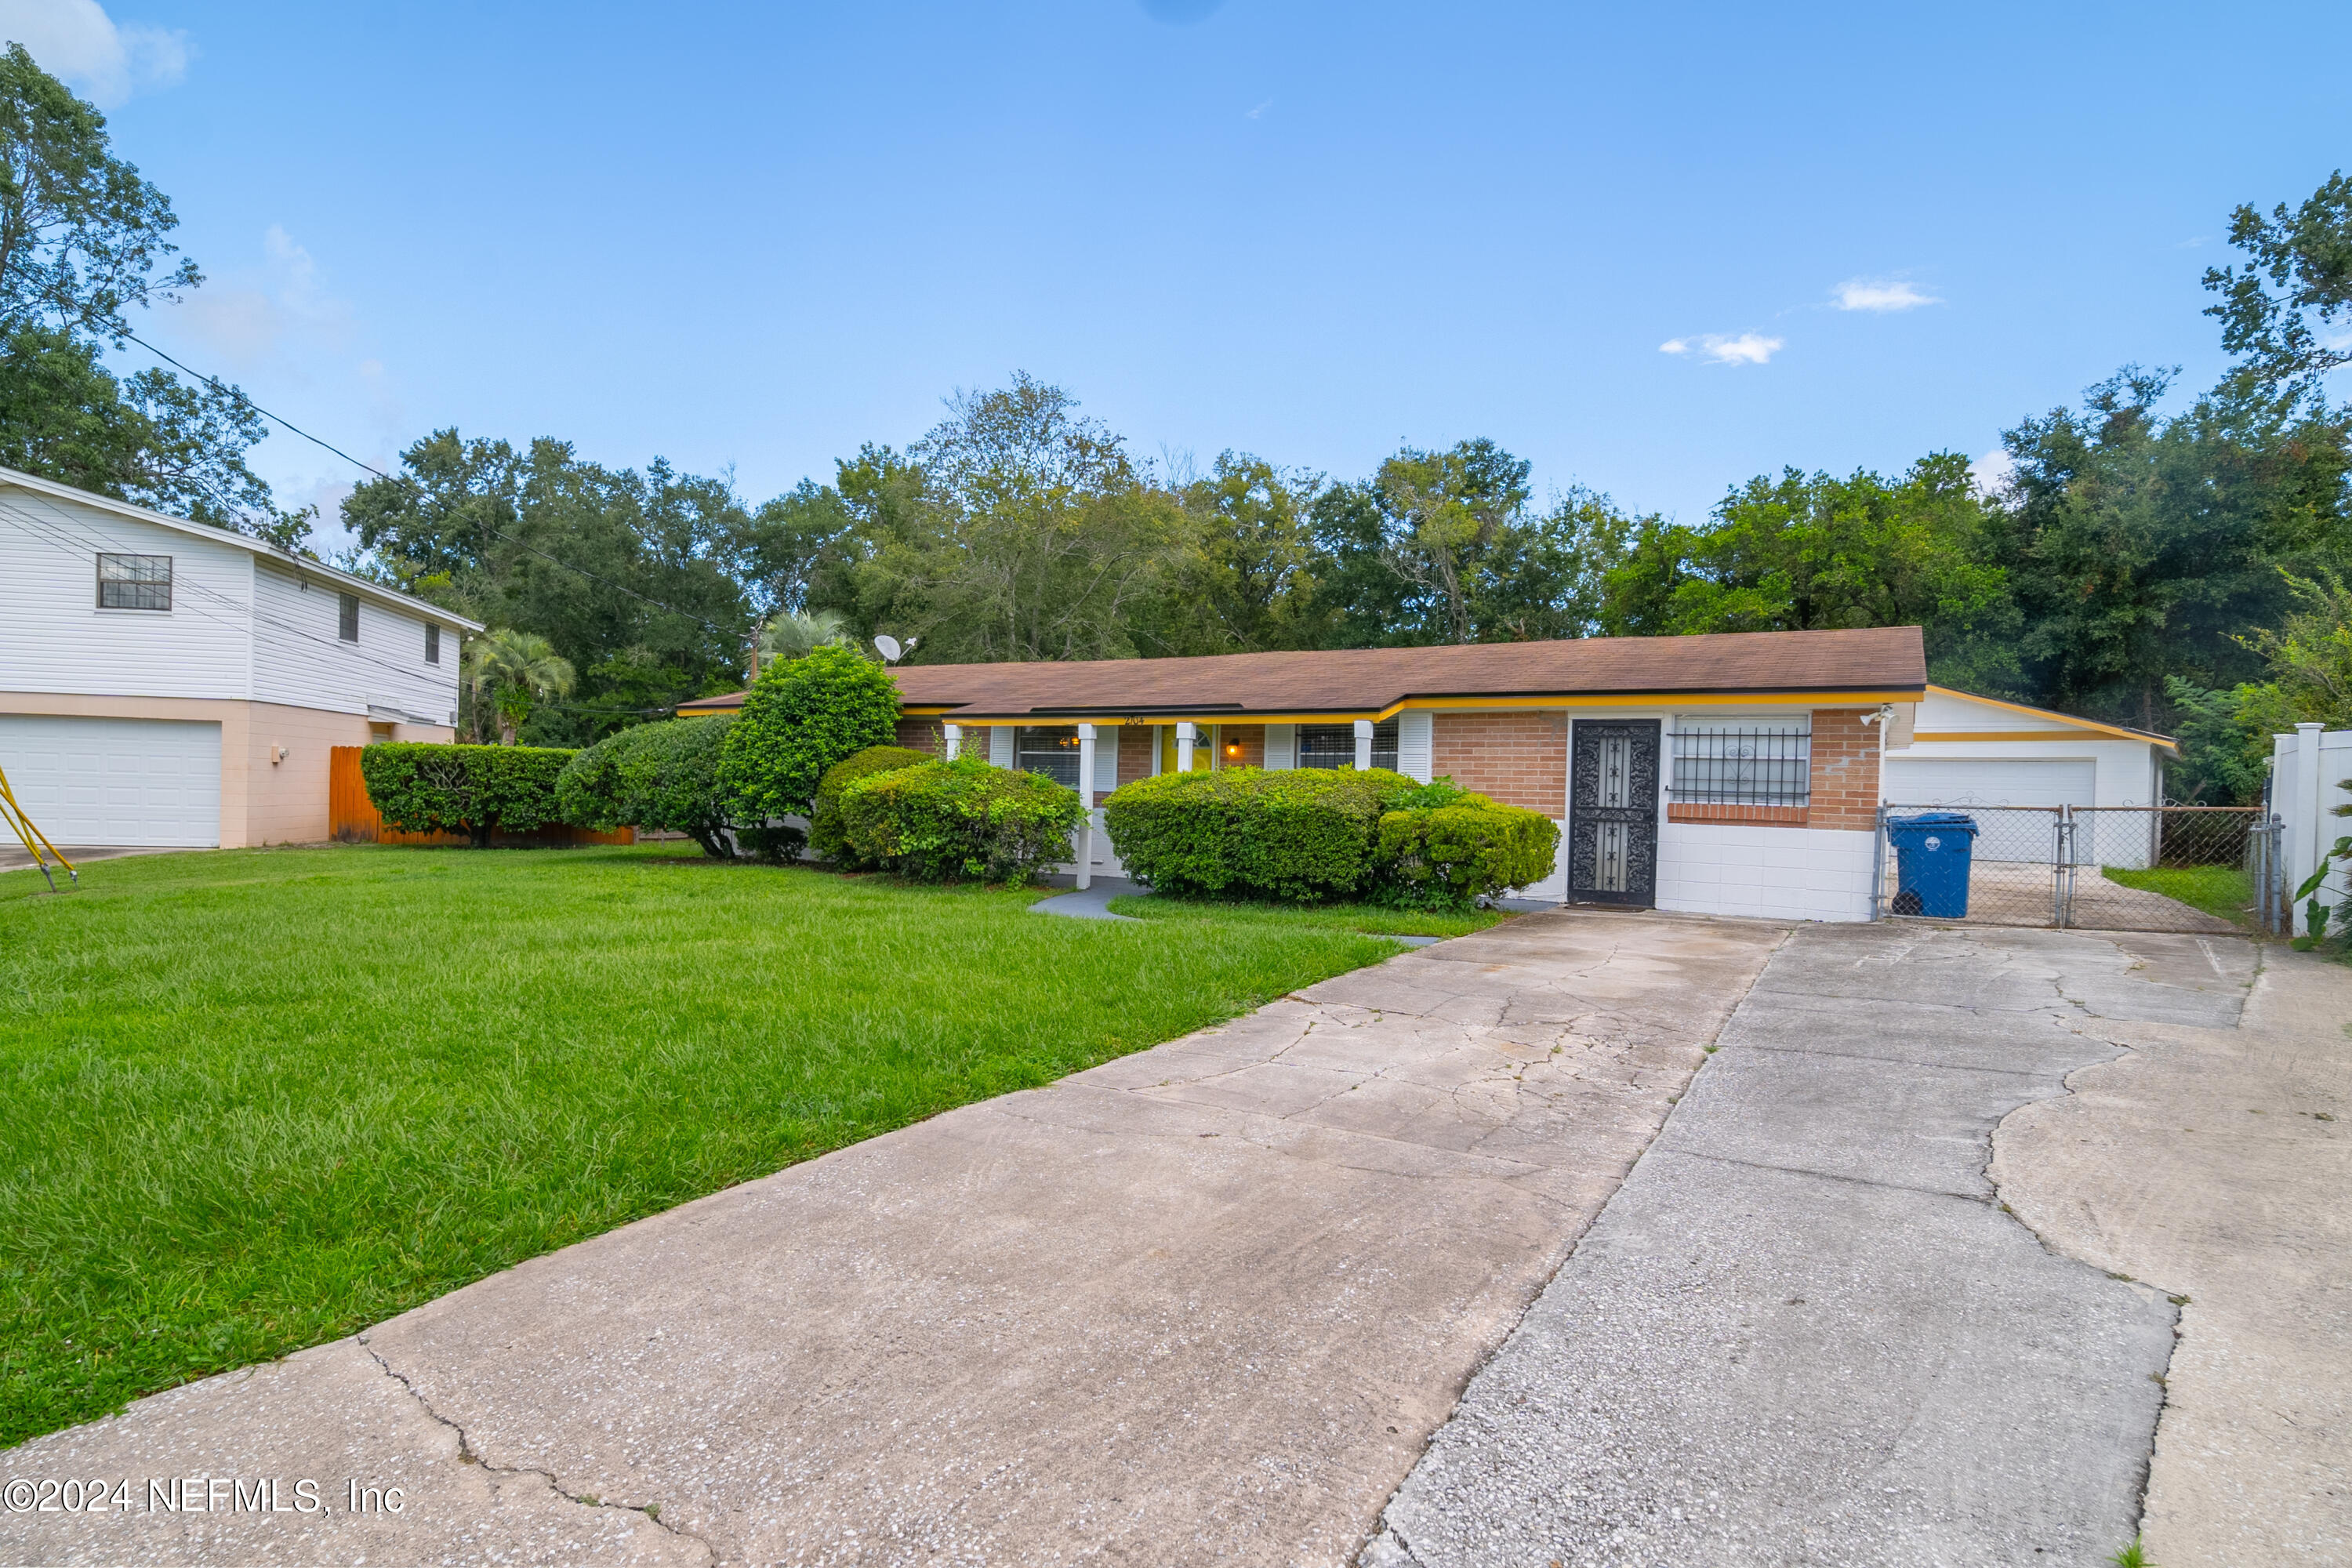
[810,744,935,864]
[716,645,901,821]
[359,742,575,848]
[1101,766,1412,902]
[832,756,1085,885]
[1374,799,1561,909]
[556,717,739,860]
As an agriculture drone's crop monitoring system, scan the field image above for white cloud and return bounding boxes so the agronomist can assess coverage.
[1970,448,2016,497]
[0,0,191,106]
[175,224,354,365]
[1831,278,1940,313]
[1661,332,1784,366]
[1245,99,1271,119]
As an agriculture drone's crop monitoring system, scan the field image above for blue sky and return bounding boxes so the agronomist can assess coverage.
[11,1,2350,545]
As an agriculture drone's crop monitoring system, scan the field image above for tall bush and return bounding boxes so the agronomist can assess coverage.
[833,756,1083,884]
[1102,766,1410,901]
[716,645,902,822]
[810,744,934,863]
[557,717,739,860]
[359,743,574,847]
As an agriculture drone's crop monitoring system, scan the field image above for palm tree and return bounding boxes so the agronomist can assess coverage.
[463,630,576,744]
[754,609,854,673]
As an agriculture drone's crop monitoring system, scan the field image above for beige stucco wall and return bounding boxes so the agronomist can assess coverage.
[0,691,451,848]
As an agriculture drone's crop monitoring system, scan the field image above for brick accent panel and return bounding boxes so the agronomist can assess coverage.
[1668,803,1809,826]
[1808,708,1879,830]
[1217,724,1265,770]
[893,717,941,754]
[1117,724,1156,786]
[1431,711,1567,815]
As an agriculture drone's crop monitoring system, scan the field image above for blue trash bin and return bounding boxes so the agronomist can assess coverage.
[1887,812,1979,918]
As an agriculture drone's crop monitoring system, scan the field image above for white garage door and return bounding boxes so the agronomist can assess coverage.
[1883,757,2095,811]
[0,716,222,846]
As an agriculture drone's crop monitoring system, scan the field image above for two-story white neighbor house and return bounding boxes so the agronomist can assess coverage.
[0,466,481,849]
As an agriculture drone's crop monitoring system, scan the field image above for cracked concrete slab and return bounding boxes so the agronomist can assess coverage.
[0,907,1784,1567]
[1363,922,2254,1568]
[1994,946,2352,1565]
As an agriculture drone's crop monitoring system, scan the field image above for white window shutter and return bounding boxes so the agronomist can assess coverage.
[1095,732,1120,793]
[1264,723,1295,770]
[989,727,1014,768]
[1398,710,1434,782]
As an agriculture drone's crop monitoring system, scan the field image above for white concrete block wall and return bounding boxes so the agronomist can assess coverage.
[1656,822,1877,923]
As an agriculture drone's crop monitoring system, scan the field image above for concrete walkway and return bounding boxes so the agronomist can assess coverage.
[1365,922,2258,1568]
[1995,945,2352,1565]
[1,908,1785,1566]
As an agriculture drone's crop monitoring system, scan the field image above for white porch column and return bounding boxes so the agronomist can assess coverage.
[2293,722,2325,934]
[942,723,961,761]
[1353,718,1374,771]
[1076,723,1097,891]
[1176,722,1196,775]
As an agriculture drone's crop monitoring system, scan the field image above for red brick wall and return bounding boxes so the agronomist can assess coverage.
[1116,724,1156,786]
[1431,711,1566,815]
[1216,724,1265,769]
[1808,708,1879,830]
[893,717,941,754]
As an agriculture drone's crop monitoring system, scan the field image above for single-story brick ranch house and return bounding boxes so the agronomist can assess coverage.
[687,625,2183,921]
[684,626,1958,921]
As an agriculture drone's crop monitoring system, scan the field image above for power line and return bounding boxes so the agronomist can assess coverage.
[116,328,749,641]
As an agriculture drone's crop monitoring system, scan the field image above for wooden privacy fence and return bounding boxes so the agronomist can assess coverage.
[328,746,634,848]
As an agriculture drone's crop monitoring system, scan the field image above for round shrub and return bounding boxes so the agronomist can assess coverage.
[833,756,1084,884]
[1100,766,1412,902]
[1372,797,1560,909]
[809,744,934,863]
[715,645,901,822]
[557,716,740,860]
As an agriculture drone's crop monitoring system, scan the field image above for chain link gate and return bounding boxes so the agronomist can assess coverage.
[1877,803,2283,935]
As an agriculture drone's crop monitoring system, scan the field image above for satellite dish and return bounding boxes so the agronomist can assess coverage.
[873,635,903,663]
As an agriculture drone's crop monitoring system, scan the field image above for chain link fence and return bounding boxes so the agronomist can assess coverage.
[1878,804,2278,935]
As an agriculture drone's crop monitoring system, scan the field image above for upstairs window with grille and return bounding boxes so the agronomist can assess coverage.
[96,553,172,611]
[1670,720,1810,811]
[1297,718,1397,771]
[1014,725,1081,788]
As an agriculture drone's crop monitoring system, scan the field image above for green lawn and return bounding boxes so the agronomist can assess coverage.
[2101,865,2254,926]
[0,844,1417,1447]
[1106,891,1508,938]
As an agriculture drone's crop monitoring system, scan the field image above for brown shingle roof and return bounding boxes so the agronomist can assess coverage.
[679,626,1926,720]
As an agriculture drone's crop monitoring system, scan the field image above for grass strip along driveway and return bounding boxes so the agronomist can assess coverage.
[0,844,1417,1449]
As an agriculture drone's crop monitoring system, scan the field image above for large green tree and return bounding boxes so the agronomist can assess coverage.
[1591,453,2017,688]
[807,376,1189,663]
[0,45,300,542]
[1312,439,1605,646]
[343,432,757,743]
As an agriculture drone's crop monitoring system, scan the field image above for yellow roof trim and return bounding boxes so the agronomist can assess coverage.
[919,691,1915,726]
[1922,686,2177,749]
[1914,728,2181,754]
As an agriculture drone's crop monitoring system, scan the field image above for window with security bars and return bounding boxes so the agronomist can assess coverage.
[1014,725,1080,788]
[96,553,172,611]
[1670,721,1810,808]
[1297,719,1397,771]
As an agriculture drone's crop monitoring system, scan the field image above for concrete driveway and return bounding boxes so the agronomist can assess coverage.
[1,908,1786,1566]
[1365,922,2281,1567]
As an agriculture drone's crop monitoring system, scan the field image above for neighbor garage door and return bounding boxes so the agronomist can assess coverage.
[1882,757,2096,810]
[0,716,222,846]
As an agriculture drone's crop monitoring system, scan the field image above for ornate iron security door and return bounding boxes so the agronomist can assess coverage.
[1569,719,1661,906]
